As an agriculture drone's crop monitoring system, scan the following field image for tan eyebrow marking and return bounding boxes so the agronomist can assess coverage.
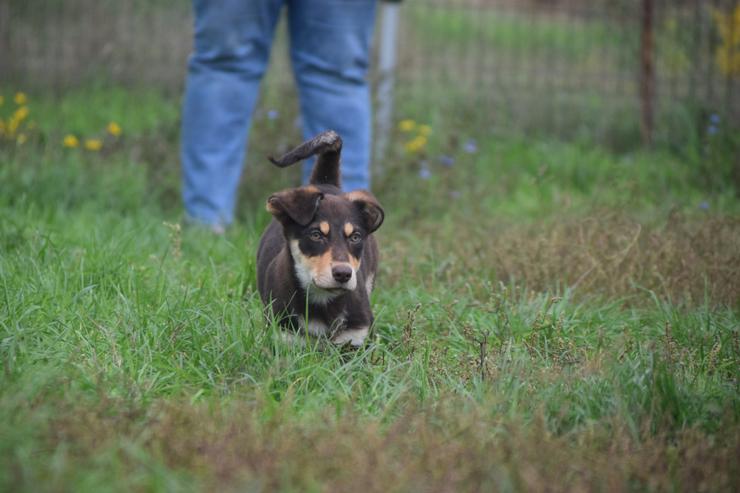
[344,223,354,237]
[344,191,369,202]
[320,221,330,235]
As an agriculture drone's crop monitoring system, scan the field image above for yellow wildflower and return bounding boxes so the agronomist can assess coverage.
[14,92,27,105]
[63,135,79,148]
[404,135,428,154]
[418,124,432,137]
[84,138,103,151]
[17,133,28,145]
[7,117,19,136]
[14,106,29,121]
[716,45,740,75]
[714,5,740,45]
[398,119,416,132]
[106,121,122,137]
[713,5,740,76]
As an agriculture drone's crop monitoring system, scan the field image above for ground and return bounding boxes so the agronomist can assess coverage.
[0,87,738,492]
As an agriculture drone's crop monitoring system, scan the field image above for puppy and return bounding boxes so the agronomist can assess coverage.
[257,131,384,347]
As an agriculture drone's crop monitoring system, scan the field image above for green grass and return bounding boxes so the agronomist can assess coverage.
[1,87,739,492]
[408,6,626,63]
[30,86,181,137]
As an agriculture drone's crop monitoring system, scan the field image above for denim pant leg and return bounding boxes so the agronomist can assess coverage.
[287,0,377,192]
[181,0,283,226]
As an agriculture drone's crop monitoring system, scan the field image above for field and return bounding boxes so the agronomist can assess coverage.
[1,83,738,492]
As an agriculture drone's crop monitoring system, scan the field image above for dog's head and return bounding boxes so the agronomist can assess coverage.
[266,186,384,301]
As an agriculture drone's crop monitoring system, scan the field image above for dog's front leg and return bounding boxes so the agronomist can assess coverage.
[331,326,370,347]
[330,292,373,347]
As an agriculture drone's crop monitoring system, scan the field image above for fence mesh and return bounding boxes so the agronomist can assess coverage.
[2,0,738,149]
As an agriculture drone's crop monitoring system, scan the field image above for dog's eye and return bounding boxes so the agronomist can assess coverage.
[309,230,323,241]
[348,232,362,243]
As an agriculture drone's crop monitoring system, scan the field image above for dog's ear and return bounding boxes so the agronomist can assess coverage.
[345,190,385,233]
[266,186,324,226]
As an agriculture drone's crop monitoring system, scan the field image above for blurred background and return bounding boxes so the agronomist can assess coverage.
[1,0,738,208]
[3,0,739,142]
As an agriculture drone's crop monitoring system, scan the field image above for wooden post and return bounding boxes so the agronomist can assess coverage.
[0,1,10,83]
[640,0,655,146]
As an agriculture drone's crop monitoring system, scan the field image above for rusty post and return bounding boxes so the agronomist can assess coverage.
[640,0,655,146]
[0,1,10,82]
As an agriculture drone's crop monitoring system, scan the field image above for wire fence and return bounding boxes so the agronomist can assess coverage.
[393,0,739,148]
[2,0,738,149]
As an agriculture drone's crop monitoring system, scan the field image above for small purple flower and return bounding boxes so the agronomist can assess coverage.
[709,113,720,124]
[699,201,710,210]
[419,161,431,180]
[463,139,478,154]
[707,124,718,136]
[267,109,279,120]
[439,154,455,167]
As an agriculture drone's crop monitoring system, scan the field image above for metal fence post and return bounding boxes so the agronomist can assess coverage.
[374,0,401,172]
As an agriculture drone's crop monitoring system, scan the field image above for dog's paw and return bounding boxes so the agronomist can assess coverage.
[331,327,369,348]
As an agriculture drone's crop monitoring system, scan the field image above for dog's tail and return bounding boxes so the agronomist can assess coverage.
[268,130,343,187]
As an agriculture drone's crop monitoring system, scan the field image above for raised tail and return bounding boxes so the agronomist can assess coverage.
[268,130,343,187]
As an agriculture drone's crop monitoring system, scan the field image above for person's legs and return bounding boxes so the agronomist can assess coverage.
[181,0,283,227]
[287,0,377,192]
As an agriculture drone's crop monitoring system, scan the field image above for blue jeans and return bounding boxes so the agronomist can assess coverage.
[181,0,376,227]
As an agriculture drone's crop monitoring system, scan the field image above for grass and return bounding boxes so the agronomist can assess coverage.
[1,86,739,492]
[408,5,626,64]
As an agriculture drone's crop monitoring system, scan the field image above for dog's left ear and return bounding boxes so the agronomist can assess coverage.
[345,190,385,233]
[267,186,324,226]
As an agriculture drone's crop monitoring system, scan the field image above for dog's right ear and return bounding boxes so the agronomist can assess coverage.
[266,186,324,226]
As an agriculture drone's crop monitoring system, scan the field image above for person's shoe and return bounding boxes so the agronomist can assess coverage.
[183,215,227,235]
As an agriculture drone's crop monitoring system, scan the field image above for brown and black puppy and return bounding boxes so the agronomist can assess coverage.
[257,131,384,347]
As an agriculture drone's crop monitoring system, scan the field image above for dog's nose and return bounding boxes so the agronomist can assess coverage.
[332,264,353,284]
